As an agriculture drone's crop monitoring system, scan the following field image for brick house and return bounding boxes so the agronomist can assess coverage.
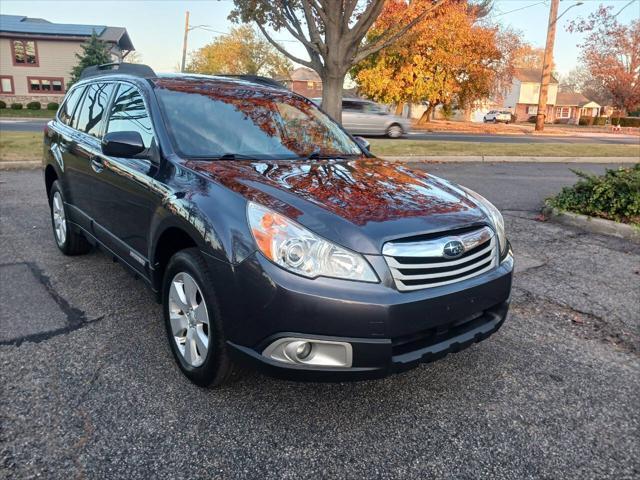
[553,91,601,123]
[0,15,134,105]
[279,67,322,98]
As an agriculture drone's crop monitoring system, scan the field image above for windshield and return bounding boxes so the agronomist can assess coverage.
[155,79,362,159]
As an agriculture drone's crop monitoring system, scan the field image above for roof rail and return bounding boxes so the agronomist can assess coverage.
[218,74,287,90]
[80,62,156,80]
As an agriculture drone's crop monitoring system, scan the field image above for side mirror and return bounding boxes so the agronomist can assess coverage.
[354,136,370,153]
[102,131,145,158]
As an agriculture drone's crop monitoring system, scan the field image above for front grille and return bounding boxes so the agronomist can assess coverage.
[383,226,497,291]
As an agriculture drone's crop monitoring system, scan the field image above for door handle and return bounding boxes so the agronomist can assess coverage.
[90,155,104,173]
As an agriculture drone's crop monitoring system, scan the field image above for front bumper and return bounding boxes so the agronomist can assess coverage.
[217,250,514,382]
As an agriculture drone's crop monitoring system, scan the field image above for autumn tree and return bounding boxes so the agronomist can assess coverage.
[568,5,640,114]
[353,0,502,123]
[560,66,613,106]
[187,25,292,78]
[511,44,547,70]
[230,0,452,123]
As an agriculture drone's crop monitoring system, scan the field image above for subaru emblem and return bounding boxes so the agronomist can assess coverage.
[443,240,464,259]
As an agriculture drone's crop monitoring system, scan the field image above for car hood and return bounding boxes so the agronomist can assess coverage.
[185,157,490,254]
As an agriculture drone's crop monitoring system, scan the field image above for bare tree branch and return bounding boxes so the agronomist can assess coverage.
[353,0,447,64]
[255,22,314,68]
[349,0,387,44]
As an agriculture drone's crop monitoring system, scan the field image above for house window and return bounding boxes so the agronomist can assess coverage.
[307,81,315,88]
[27,77,65,94]
[11,40,38,66]
[557,107,570,119]
[527,105,538,115]
[0,76,14,94]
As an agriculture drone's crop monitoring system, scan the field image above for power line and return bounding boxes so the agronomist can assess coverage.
[615,0,638,16]
[491,1,548,18]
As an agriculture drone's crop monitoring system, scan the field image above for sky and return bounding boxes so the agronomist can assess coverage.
[1,0,638,77]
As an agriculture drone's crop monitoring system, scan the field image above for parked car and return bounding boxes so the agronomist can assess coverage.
[313,98,411,138]
[44,63,513,387]
[483,110,513,124]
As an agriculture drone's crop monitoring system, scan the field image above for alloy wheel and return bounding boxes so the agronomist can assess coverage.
[168,272,210,367]
[52,191,67,246]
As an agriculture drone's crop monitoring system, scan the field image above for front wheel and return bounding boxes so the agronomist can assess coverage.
[386,124,403,138]
[163,248,236,387]
[49,181,90,255]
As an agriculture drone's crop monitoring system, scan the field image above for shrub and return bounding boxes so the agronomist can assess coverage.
[47,102,59,111]
[593,116,607,126]
[10,103,23,110]
[527,115,536,123]
[26,101,41,110]
[610,117,640,128]
[547,164,640,225]
[0,100,6,109]
[579,116,594,126]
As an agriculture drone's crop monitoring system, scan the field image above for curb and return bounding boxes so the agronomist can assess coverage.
[542,206,640,243]
[381,155,639,163]
[0,161,40,170]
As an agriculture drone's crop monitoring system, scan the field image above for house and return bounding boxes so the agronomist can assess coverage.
[0,15,134,105]
[502,68,601,123]
[279,67,322,98]
[554,91,601,123]
[502,68,559,122]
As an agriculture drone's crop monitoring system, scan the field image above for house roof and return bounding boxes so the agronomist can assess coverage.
[514,68,558,84]
[0,15,134,51]
[556,91,600,107]
[289,67,321,82]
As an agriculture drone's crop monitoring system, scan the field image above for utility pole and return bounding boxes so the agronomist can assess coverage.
[180,11,190,73]
[535,0,559,132]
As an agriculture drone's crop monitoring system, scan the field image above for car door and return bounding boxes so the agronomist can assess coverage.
[343,100,371,134]
[361,102,387,135]
[90,82,161,274]
[62,82,116,230]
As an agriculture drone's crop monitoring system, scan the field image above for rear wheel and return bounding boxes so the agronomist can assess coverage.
[49,181,90,255]
[386,124,403,138]
[163,248,236,387]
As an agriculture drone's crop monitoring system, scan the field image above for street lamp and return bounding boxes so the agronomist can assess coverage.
[535,1,583,132]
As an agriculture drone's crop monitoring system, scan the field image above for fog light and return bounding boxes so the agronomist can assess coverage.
[296,341,312,359]
[263,337,353,368]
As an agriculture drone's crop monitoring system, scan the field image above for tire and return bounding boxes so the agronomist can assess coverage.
[49,180,91,255]
[386,123,403,138]
[492,118,498,124]
[163,248,236,387]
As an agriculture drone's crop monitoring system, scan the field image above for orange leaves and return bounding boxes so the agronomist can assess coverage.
[354,1,502,108]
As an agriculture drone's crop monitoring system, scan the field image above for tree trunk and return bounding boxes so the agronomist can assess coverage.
[321,73,345,124]
[418,104,435,125]
[395,103,405,116]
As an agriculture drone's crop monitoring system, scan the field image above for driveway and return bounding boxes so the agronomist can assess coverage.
[1,165,638,479]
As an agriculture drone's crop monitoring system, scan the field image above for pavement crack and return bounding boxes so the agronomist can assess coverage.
[512,285,638,355]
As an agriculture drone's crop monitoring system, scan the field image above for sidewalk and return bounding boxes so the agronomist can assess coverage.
[382,155,638,164]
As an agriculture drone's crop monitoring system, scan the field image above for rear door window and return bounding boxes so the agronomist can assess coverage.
[343,101,364,112]
[74,82,115,138]
[58,86,85,126]
[106,83,155,149]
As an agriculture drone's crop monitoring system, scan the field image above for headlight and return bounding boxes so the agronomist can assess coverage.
[247,202,378,283]
[460,186,507,255]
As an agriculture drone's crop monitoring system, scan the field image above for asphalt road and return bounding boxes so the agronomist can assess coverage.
[1,165,639,479]
[0,118,49,132]
[405,131,640,145]
[2,117,639,145]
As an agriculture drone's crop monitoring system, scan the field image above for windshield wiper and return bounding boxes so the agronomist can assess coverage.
[304,149,354,160]
[191,153,257,161]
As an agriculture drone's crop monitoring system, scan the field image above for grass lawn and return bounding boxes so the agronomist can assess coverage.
[369,139,640,157]
[0,132,41,162]
[0,109,56,118]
